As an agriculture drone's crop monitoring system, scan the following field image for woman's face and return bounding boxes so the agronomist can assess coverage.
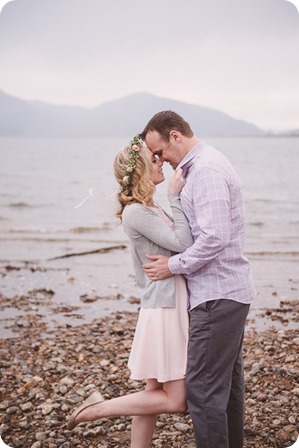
[145,147,164,186]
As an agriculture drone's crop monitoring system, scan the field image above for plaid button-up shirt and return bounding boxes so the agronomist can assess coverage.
[169,141,256,310]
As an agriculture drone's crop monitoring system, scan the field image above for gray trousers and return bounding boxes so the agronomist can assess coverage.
[186,299,250,448]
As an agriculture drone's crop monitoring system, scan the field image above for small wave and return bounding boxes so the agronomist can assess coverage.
[249,222,264,227]
[70,223,113,233]
[0,236,77,243]
[254,198,276,204]
[246,250,299,256]
[71,226,102,234]
[8,202,32,208]
[0,238,127,248]
[0,225,113,234]
[0,228,67,234]
[7,202,50,209]
[253,198,299,206]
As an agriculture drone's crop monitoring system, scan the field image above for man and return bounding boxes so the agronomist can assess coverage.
[140,111,256,448]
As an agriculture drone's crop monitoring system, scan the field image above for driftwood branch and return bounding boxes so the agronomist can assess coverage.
[48,244,127,261]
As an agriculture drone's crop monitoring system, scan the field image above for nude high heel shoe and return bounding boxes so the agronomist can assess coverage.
[67,390,105,430]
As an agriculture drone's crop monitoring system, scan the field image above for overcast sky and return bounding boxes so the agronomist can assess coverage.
[0,0,298,131]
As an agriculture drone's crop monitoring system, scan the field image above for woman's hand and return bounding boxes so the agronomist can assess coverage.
[167,168,185,194]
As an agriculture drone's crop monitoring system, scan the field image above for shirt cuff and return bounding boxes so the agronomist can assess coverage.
[168,253,182,274]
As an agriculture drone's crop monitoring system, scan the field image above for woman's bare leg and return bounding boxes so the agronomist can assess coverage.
[131,415,158,448]
[74,378,186,425]
[130,379,161,448]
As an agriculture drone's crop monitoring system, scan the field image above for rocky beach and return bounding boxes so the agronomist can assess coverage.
[0,259,298,448]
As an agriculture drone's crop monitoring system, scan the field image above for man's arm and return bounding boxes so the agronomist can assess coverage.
[144,167,232,279]
[169,168,232,275]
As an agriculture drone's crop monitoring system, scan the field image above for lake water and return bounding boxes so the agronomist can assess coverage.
[0,137,298,334]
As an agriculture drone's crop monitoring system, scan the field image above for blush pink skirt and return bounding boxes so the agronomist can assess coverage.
[128,274,189,383]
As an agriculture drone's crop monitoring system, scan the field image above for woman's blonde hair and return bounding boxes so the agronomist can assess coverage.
[114,143,155,221]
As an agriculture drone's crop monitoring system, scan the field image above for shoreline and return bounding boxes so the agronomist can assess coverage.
[0,244,298,339]
[0,286,298,340]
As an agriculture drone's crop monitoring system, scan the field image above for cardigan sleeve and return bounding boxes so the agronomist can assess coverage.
[123,195,193,253]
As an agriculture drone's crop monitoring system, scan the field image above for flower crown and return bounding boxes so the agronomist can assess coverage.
[119,135,143,192]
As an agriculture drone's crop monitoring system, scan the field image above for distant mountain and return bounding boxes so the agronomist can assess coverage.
[0,90,265,137]
[266,129,299,137]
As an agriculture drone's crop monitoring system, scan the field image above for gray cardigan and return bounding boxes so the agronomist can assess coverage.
[122,193,193,308]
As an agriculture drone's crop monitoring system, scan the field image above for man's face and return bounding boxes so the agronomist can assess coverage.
[145,130,181,170]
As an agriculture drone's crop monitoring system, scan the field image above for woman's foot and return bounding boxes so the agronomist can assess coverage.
[67,391,105,430]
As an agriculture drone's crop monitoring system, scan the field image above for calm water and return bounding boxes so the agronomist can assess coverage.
[0,136,298,259]
[0,137,298,334]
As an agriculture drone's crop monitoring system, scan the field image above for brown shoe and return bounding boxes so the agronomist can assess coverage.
[67,391,105,430]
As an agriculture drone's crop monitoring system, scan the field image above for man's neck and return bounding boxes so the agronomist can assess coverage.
[182,135,200,156]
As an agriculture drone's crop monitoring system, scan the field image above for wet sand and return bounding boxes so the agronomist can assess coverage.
[0,244,298,335]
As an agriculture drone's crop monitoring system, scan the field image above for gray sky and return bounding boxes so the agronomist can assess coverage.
[0,0,298,131]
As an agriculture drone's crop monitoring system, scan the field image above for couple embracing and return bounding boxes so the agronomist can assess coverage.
[67,111,256,448]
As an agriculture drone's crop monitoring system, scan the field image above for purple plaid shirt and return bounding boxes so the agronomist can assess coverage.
[168,141,256,310]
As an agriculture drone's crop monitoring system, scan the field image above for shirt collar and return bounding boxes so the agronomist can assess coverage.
[177,140,206,174]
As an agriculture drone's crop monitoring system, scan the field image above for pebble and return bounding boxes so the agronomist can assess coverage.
[6,406,20,415]
[174,423,190,432]
[0,301,298,448]
[21,402,34,411]
[60,376,75,386]
[41,403,55,416]
[35,432,47,441]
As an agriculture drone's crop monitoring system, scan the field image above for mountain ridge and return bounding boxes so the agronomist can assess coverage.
[0,89,265,137]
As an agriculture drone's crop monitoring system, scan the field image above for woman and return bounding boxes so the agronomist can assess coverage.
[67,135,193,447]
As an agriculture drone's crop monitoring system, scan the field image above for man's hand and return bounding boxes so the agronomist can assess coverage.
[143,255,172,280]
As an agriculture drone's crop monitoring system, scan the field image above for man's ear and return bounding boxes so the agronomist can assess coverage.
[169,130,180,141]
